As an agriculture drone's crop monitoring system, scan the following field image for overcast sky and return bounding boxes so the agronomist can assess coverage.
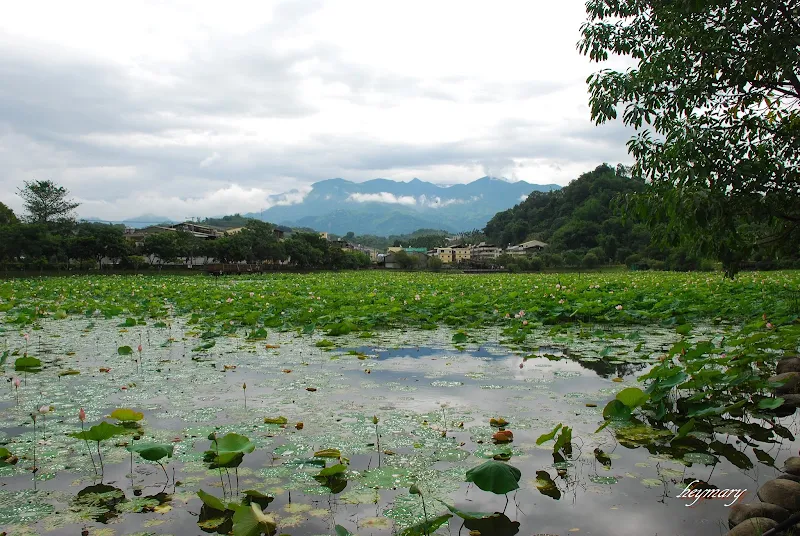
[0,0,634,221]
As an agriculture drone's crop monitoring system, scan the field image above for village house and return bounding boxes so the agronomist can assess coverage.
[506,239,548,256]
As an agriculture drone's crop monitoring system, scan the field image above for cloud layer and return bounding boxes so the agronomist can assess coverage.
[0,0,635,221]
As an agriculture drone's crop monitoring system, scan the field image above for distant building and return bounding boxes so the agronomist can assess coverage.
[453,247,471,263]
[471,242,503,263]
[506,239,548,256]
[387,246,405,253]
[319,232,329,240]
[433,247,454,263]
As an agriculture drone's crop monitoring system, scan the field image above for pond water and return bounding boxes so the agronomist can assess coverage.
[0,317,796,536]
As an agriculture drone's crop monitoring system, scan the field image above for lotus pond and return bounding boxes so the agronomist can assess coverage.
[1,272,799,536]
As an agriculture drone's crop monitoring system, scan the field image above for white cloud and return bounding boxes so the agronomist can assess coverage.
[0,0,636,221]
[199,152,221,168]
[347,192,417,206]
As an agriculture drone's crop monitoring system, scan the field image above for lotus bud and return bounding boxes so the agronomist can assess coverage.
[13,378,20,388]
[372,415,379,425]
[242,382,247,390]
[79,408,86,422]
[137,344,142,353]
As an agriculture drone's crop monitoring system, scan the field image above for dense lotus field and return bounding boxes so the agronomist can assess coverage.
[0,271,799,536]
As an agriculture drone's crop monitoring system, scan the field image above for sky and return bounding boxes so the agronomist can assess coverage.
[0,0,634,221]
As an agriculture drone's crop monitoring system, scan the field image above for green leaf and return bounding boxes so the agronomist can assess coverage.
[127,443,174,462]
[211,433,255,455]
[757,397,785,410]
[452,332,468,344]
[602,400,632,420]
[110,408,144,422]
[615,387,649,408]
[534,470,561,500]
[535,424,562,445]
[242,490,274,508]
[118,345,133,355]
[314,448,341,458]
[676,419,695,439]
[676,323,692,335]
[232,503,277,536]
[440,502,501,520]
[69,421,125,442]
[334,526,354,536]
[465,460,521,495]
[318,464,347,477]
[263,416,288,425]
[553,426,572,453]
[14,356,42,369]
[399,514,452,536]
[197,489,228,512]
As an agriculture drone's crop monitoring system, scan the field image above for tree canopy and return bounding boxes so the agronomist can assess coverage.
[17,180,81,224]
[0,202,17,226]
[579,0,800,276]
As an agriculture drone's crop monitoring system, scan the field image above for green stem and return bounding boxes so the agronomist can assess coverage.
[97,441,104,478]
[81,422,98,475]
[421,494,429,536]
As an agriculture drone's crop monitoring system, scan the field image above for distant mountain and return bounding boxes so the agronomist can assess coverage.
[82,214,176,229]
[247,177,560,235]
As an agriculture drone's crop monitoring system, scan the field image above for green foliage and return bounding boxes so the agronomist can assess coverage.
[465,460,521,495]
[126,442,174,462]
[204,433,255,469]
[69,421,125,443]
[118,346,133,355]
[579,0,800,276]
[536,424,562,445]
[231,503,277,536]
[17,180,80,223]
[110,408,143,422]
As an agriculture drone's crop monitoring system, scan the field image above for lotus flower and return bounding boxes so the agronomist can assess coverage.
[79,408,86,422]
[13,378,20,388]
[137,344,142,353]
[615,305,623,310]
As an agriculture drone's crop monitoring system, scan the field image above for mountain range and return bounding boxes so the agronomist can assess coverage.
[246,177,560,235]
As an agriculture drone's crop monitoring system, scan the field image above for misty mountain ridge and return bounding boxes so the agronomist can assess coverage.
[247,176,560,235]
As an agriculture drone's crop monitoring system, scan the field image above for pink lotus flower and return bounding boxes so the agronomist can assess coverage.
[522,320,528,326]
[79,408,86,422]
[519,310,525,316]
[39,405,51,414]
[137,344,143,353]
[23,333,29,341]
[615,305,623,311]
[13,378,20,388]
[766,322,773,329]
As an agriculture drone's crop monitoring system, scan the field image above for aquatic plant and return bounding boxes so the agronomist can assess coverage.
[69,421,125,477]
[126,442,174,482]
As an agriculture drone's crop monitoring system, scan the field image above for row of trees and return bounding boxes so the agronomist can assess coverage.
[0,181,370,271]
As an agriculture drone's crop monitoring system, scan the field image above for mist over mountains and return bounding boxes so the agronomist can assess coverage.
[89,177,560,235]
[246,176,560,235]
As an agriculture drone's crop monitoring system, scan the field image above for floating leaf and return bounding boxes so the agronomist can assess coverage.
[264,416,288,425]
[118,346,133,355]
[314,448,342,458]
[399,514,452,536]
[452,332,468,344]
[602,400,632,421]
[441,502,501,520]
[110,408,144,422]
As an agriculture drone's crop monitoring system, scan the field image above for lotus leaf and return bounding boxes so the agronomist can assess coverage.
[465,460,521,494]
[232,504,277,536]
[615,387,649,408]
[536,424,562,445]
[126,442,174,462]
[399,514,453,536]
[110,408,144,422]
[118,345,133,355]
[314,448,341,458]
[69,421,125,442]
